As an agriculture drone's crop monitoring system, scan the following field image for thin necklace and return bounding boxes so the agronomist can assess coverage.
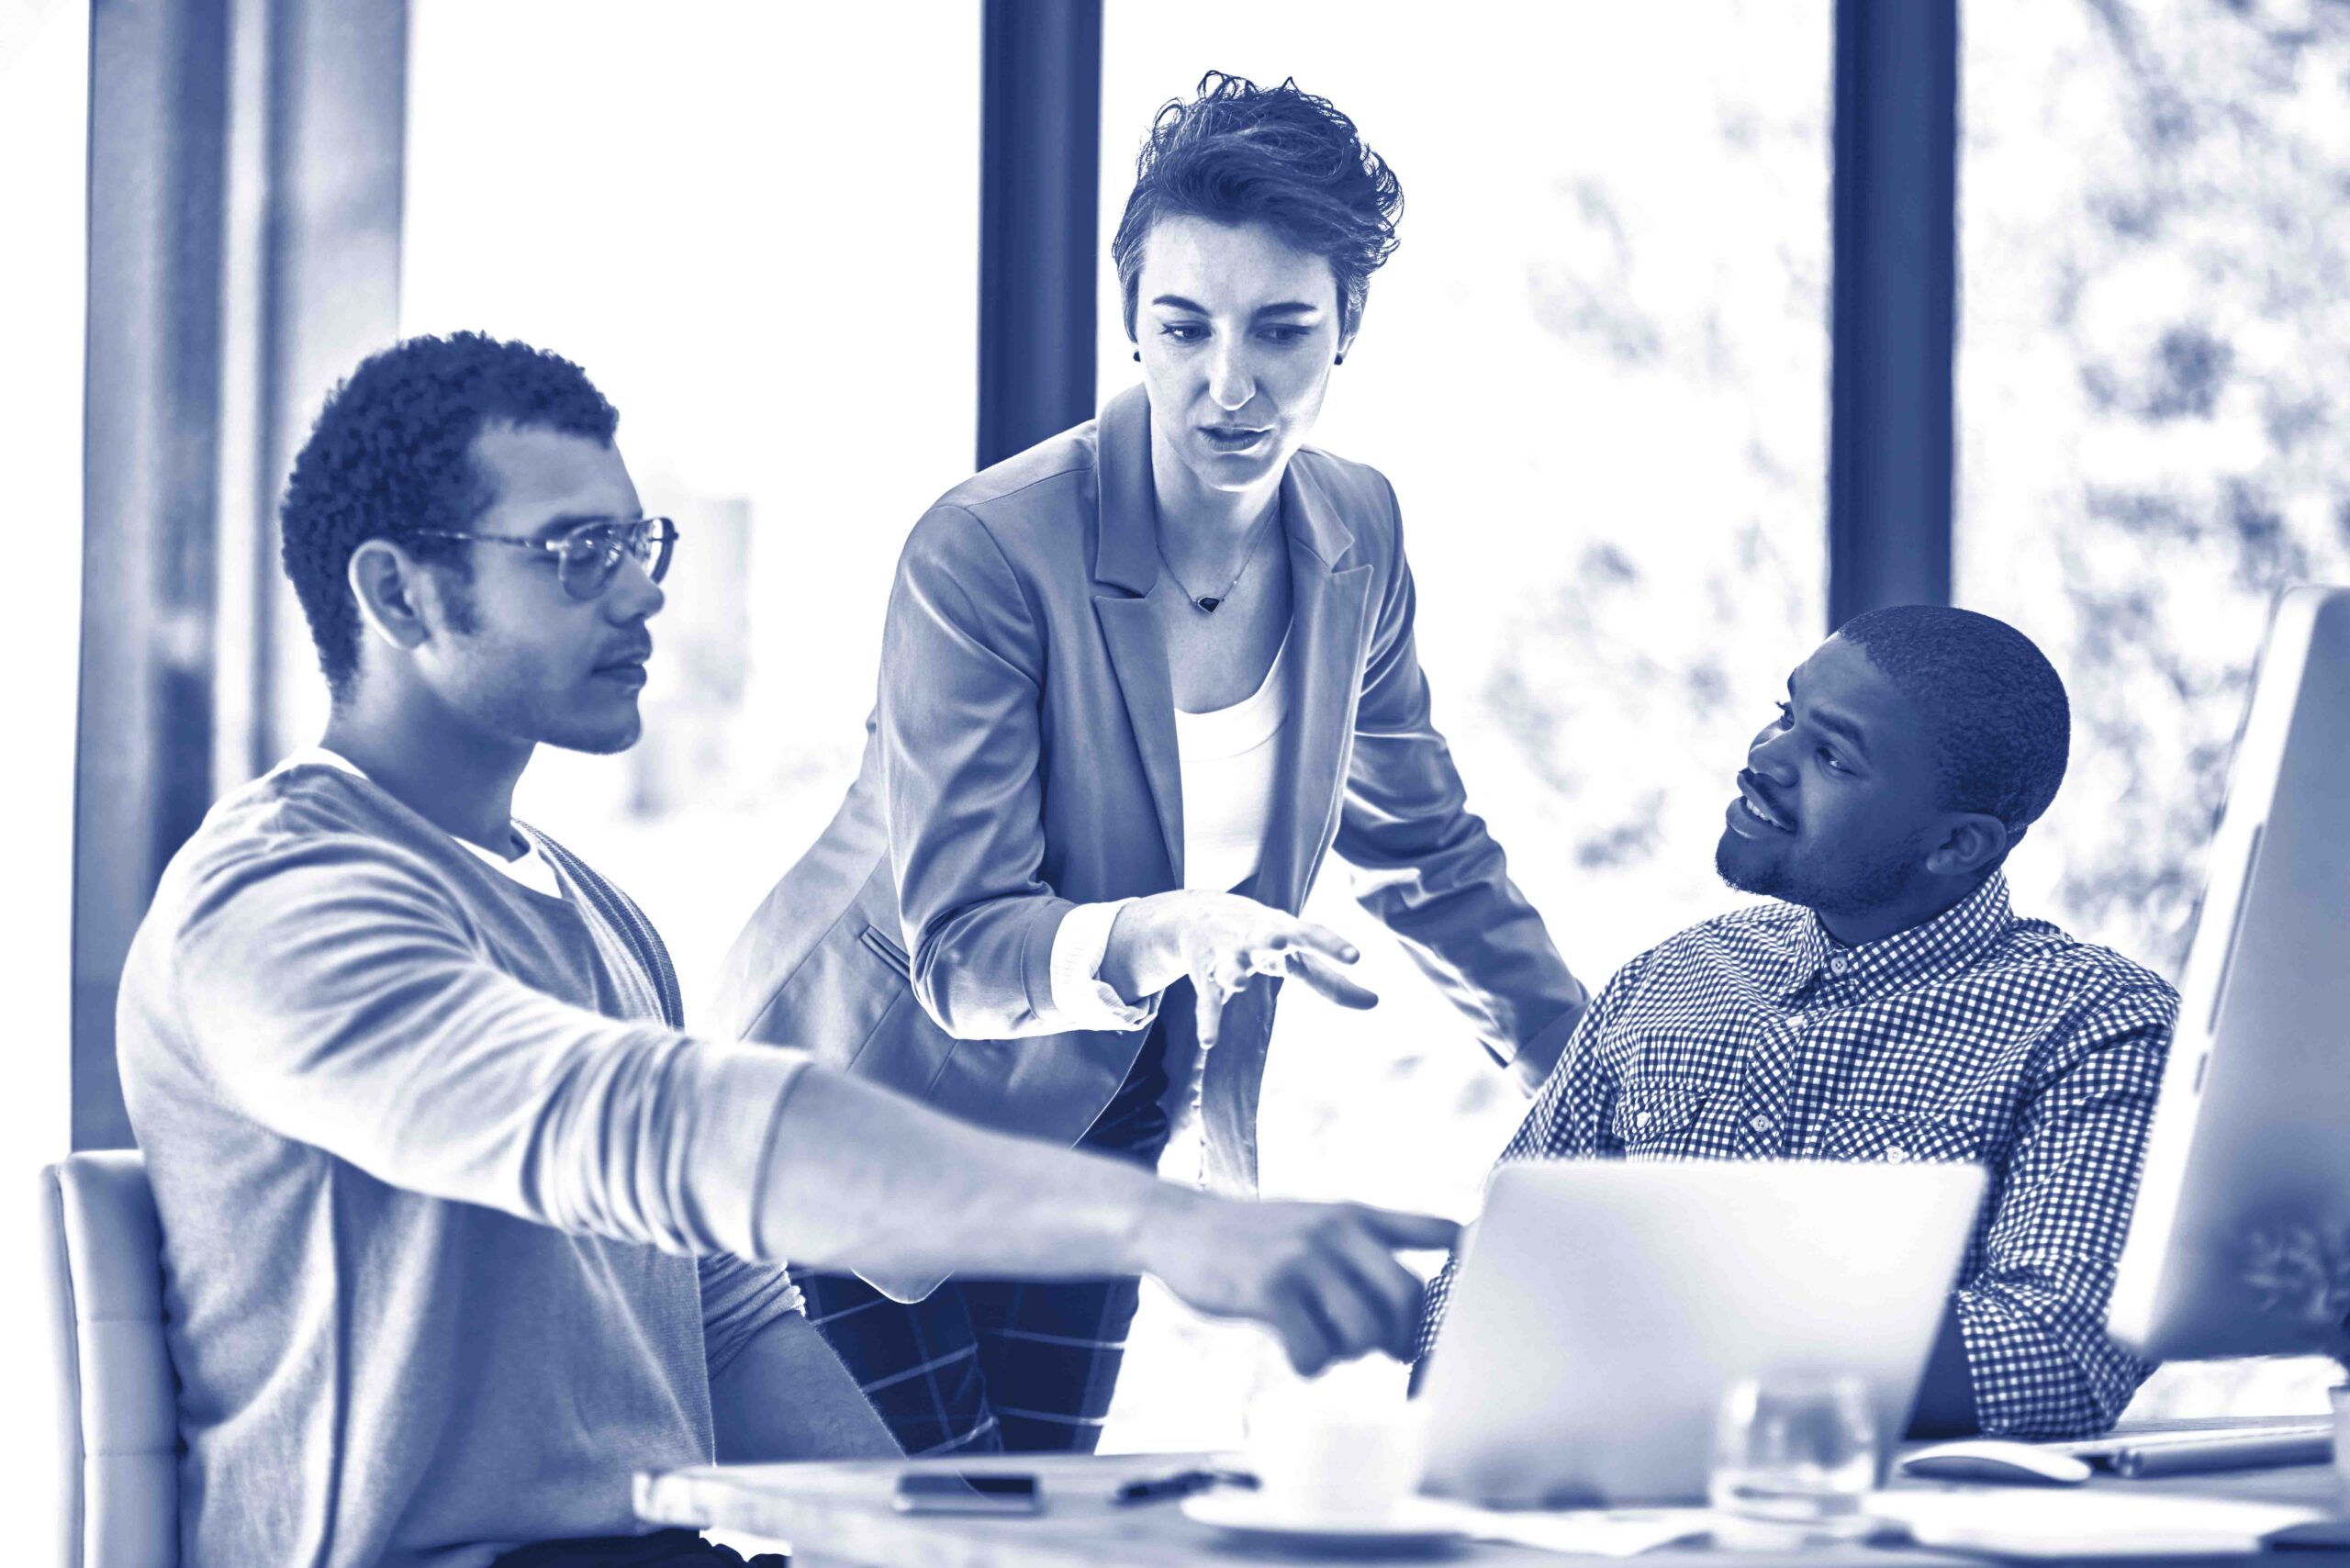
[1156,507,1278,615]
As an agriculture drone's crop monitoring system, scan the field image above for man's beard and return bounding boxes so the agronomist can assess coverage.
[1715,831,1913,918]
[441,625,643,757]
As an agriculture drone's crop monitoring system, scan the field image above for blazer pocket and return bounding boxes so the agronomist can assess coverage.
[857,923,912,978]
[744,916,912,1076]
[1818,1112,1989,1165]
[1612,1081,1704,1150]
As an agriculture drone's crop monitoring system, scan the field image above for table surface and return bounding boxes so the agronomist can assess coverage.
[635,1418,2348,1568]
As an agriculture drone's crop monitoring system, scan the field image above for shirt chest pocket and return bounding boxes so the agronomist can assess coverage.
[1818,1111,1991,1165]
[1612,1082,1705,1152]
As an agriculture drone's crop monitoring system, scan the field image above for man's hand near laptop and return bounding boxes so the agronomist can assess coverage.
[709,1081,1451,1466]
[764,1067,1450,1373]
[1147,1193,1451,1372]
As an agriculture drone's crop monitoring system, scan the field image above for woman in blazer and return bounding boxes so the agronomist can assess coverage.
[715,73,1588,1456]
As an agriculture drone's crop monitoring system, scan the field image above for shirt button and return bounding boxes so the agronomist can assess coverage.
[1634,1111,1654,1129]
[1829,957,1850,977]
[1785,1012,1806,1030]
[1750,1113,1775,1134]
[1885,1146,1909,1163]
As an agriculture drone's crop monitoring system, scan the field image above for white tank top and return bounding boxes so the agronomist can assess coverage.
[1174,627,1292,894]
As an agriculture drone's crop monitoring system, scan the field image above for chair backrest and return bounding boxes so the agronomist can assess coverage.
[40,1150,178,1568]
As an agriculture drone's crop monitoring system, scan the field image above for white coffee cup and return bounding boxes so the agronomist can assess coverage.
[1245,1362,1427,1525]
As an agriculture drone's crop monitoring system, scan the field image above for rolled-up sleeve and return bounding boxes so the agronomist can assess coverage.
[173,832,809,1265]
[1048,898,1161,1033]
[1955,991,2176,1438]
[878,504,1106,1039]
[1335,481,1589,1090]
[699,1252,805,1383]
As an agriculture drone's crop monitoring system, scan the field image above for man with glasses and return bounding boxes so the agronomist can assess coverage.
[116,331,1452,1568]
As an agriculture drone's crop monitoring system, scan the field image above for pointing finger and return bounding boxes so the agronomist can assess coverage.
[1353,1205,1463,1254]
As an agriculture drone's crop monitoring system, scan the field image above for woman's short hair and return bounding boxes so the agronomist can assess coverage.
[1110,72,1403,341]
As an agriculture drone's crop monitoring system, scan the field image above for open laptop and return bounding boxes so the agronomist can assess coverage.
[1415,1159,1986,1506]
[2107,584,2350,1360]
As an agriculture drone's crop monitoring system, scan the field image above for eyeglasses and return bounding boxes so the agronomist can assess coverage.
[408,516,679,600]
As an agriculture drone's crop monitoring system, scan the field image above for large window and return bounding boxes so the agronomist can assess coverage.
[1094,0,1831,1448]
[1958,0,2350,1416]
[402,0,979,980]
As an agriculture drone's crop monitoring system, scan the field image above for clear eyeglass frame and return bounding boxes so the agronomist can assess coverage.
[407,515,678,599]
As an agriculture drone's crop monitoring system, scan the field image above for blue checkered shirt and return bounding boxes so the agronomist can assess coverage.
[1414,873,2177,1439]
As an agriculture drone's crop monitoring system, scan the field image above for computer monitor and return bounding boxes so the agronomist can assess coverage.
[2108,584,2350,1360]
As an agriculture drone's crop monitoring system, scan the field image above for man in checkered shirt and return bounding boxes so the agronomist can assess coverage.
[1415,606,2178,1440]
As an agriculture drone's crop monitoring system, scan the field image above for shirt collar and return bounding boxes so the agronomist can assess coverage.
[1785,871,2014,1002]
[268,746,558,897]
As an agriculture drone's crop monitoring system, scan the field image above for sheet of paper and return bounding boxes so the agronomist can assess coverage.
[1868,1487,2328,1558]
[1417,1500,1718,1557]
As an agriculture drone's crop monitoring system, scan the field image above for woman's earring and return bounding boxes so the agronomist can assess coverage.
[1334,353,1346,366]
[1132,350,1141,363]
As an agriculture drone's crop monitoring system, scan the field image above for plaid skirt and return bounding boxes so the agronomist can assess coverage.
[491,1529,784,1567]
[795,1024,1172,1456]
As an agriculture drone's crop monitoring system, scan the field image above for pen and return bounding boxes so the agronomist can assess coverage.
[2111,1431,2335,1478]
[1112,1468,1259,1505]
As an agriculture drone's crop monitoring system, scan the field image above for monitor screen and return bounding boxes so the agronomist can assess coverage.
[2107,585,2350,1361]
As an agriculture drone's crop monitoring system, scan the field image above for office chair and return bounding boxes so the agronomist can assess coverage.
[40,1151,178,1568]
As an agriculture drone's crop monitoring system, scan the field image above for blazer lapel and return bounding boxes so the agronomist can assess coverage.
[1091,386,1183,882]
[1094,597,1184,883]
[1259,469,1372,914]
[1198,461,1371,1193]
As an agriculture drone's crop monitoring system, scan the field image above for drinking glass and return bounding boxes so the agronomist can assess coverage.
[1707,1370,1878,1547]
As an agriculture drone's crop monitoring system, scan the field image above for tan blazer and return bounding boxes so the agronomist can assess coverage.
[714,385,1586,1238]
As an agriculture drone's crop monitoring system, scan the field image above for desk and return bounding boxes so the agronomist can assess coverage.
[636,1430,2345,1567]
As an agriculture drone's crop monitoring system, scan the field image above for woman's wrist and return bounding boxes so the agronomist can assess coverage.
[1101,890,1189,1002]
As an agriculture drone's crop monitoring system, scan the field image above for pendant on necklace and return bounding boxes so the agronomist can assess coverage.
[1196,596,1222,613]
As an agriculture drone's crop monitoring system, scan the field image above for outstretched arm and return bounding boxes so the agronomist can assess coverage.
[761,1066,1457,1372]
[1333,484,1588,1093]
[175,831,1454,1375]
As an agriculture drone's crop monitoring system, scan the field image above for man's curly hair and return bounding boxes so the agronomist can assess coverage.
[278,330,618,700]
[1111,72,1404,342]
[1836,605,2072,832]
